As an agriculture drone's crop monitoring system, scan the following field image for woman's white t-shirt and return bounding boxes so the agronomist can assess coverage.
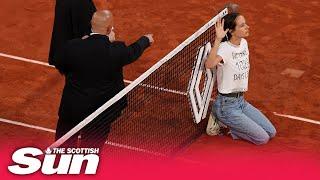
[216,38,250,94]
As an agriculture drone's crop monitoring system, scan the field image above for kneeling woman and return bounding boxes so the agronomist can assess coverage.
[205,13,276,145]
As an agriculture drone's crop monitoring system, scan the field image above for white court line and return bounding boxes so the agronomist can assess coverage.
[0,117,56,133]
[273,112,320,125]
[0,117,166,157]
[1,52,319,126]
[0,52,53,67]
[1,113,319,166]
[0,52,188,96]
[0,117,203,164]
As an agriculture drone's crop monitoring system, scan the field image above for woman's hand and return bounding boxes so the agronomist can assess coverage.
[215,18,229,41]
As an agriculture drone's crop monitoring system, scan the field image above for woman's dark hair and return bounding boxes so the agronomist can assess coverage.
[221,13,241,42]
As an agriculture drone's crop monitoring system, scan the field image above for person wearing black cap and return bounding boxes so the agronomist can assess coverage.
[49,0,97,65]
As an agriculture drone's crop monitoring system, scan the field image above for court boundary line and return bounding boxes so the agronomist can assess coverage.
[1,52,319,125]
[0,52,187,95]
[0,117,167,157]
[0,117,205,165]
[2,113,319,164]
[0,52,54,67]
[273,112,320,125]
[0,117,56,133]
[1,113,319,165]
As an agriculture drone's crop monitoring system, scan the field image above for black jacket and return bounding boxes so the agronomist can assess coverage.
[49,0,96,65]
[54,34,150,125]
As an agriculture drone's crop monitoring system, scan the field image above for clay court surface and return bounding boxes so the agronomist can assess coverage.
[0,0,319,178]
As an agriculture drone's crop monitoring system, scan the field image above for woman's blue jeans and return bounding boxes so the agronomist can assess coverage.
[213,94,276,145]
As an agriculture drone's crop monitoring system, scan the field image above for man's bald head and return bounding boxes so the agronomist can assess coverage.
[91,10,114,35]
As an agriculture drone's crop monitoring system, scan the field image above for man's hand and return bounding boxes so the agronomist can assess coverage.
[81,35,89,40]
[144,34,154,44]
[108,29,115,42]
[215,18,229,41]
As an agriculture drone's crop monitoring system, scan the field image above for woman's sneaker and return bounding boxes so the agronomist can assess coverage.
[206,114,220,136]
[206,113,228,136]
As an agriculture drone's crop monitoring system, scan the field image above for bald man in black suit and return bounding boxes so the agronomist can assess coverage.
[53,10,154,149]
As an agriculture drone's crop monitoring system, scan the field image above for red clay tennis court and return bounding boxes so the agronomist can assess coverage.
[0,0,319,179]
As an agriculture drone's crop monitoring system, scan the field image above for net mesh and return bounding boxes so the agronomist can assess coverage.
[50,9,228,157]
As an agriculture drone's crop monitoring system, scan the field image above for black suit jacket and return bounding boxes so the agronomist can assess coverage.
[54,34,150,125]
[49,0,96,65]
